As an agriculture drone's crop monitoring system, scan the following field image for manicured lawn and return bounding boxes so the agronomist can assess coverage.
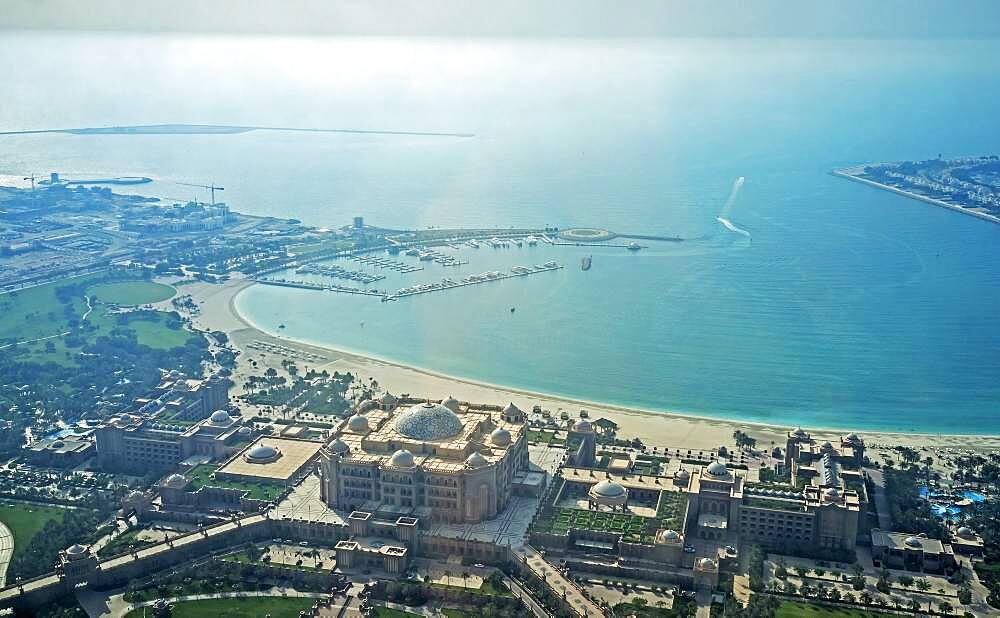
[125,596,314,617]
[87,280,175,306]
[776,601,893,617]
[0,502,67,560]
[373,608,424,618]
[187,464,285,502]
[535,507,651,542]
[0,275,97,341]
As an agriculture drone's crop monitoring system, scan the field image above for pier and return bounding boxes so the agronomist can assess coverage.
[295,263,385,284]
[352,255,423,273]
[253,278,384,296]
[390,262,562,299]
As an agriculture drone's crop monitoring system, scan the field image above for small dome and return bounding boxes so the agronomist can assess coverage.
[237,426,252,436]
[674,468,691,480]
[503,402,521,416]
[588,480,628,506]
[466,452,489,468]
[790,426,808,438]
[328,438,349,454]
[394,402,463,441]
[125,490,145,501]
[163,473,188,488]
[821,441,834,451]
[380,392,398,405]
[245,443,280,463]
[51,440,64,449]
[388,449,416,468]
[210,410,232,424]
[697,557,716,570]
[347,414,369,433]
[65,544,88,559]
[490,428,512,447]
[705,461,729,477]
[441,396,461,412]
[571,419,593,433]
[657,529,681,543]
[844,432,861,442]
[957,526,975,539]
[904,536,923,548]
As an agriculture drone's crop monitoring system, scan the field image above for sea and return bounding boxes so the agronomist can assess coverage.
[2,33,999,434]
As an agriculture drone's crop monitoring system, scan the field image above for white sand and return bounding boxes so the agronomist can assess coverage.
[173,277,1000,453]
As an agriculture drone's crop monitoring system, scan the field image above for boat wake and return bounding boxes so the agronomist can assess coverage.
[716,216,751,239]
[720,176,745,218]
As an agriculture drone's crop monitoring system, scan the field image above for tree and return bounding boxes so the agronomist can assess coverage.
[898,574,914,588]
[915,578,932,593]
[939,600,953,615]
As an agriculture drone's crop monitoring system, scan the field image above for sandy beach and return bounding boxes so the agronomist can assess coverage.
[167,277,1000,454]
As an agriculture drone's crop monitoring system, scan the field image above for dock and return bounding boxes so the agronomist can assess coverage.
[295,263,384,284]
[352,255,423,273]
[390,262,562,299]
[253,278,384,296]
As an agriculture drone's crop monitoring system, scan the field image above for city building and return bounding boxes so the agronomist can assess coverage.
[871,530,958,573]
[317,398,531,523]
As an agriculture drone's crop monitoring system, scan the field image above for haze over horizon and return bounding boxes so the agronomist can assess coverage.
[3,0,1000,39]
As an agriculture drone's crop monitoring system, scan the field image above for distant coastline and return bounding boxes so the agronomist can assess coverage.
[0,123,475,138]
[833,165,1000,225]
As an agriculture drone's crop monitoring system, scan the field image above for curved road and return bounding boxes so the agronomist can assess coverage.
[0,521,13,587]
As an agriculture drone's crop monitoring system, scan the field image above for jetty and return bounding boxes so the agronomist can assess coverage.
[295,263,384,284]
[353,255,423,273]
[389,262,562,299]
[253,278,384,297]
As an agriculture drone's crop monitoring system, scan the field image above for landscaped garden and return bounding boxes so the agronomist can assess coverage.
[536,507,650,540]
[124,596,315,617]
[775,601,893,617]
[186,464,285,501]
[656,491,688,531]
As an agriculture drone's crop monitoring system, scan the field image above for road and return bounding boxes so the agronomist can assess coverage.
[515,545,603,617]
[0,521,11,587]
[502,574,549,618]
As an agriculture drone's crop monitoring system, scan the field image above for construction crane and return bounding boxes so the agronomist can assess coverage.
[176,181,224,206]
[22,174,37,191]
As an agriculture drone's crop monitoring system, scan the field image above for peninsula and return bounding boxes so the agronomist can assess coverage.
[834,156,1000,224]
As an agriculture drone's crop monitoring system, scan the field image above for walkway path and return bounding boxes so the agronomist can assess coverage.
[865,467,893,530]
[515,545,602,617]
[0,521,12,587]
[81,586,326,617]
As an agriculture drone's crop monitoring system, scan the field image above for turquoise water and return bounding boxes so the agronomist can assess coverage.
[2,35,999,433]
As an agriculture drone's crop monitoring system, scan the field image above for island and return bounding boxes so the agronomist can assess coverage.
[834,156,1000,224]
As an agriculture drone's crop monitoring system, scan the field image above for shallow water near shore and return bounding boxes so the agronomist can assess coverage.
[2,35,1000,433]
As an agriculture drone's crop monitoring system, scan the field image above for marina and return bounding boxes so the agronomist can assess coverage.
[294,263,385,284]
[353,254,424,273]
[388,261,562,299]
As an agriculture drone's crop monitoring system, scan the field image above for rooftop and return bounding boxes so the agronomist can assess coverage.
[216,437,322,482]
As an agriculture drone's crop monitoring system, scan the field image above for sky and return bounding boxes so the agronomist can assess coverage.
[2,0,1000,38]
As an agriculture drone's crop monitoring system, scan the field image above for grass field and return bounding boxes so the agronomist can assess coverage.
[125,596,315,618]
[0,502,67,560]
[88,281,175,306]
[0,275,196,366]
[776,601,893,617]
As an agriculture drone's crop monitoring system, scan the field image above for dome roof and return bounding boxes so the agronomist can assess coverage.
[705,461,729,477]
[126,490,145,501]
[210,410,232,424]
[571,419,593,433]
[904,536,923,548]
[394,402,463,441]
[246,443,280,463]
[163,473,188,488]
[821,441,834,451]
[380,392,398,405]
[490,428,512,447]
[347,414,369,433]
[65,544,88,559]
[657,529,681,543]
[790,426,808,438]
[957,526,975,539]
[388,449,416,468]
[466,452,489,468]
[441,396,461,412]
[698,557,717,570]
[503,402,521,415]
[674,468,691,479]
[588,480,628,506]
[328,438,349,454]
[237,426,252,436]
[844,432,861,442]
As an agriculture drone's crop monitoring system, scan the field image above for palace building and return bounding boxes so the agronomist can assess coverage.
[317,397,532,523]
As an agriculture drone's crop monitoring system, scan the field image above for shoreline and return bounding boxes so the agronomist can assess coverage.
[832,167,1000,226]
[176,277,1000,450]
